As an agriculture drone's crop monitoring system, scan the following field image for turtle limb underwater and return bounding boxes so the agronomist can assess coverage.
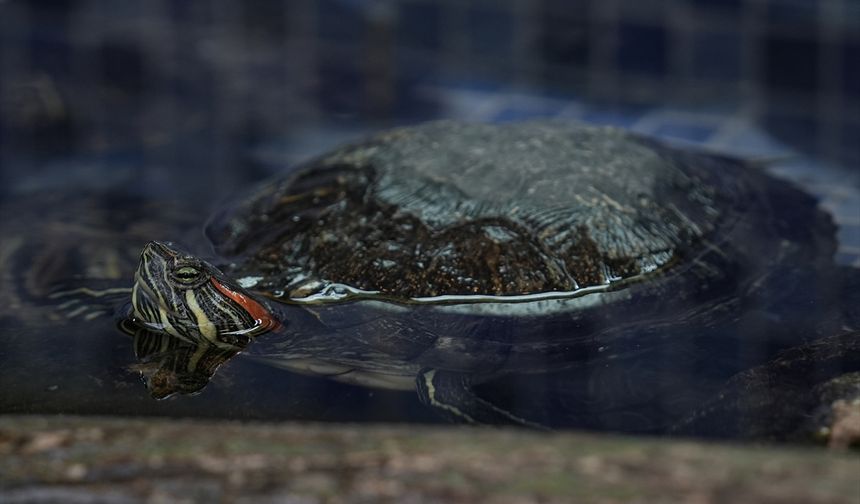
[673,330,860,446]
[415,368,546,427]
[113,121,854,428]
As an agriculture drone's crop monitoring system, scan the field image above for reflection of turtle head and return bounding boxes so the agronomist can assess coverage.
[132,241,278,343]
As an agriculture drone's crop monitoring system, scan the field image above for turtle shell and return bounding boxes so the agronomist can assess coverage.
[206,120,834,307]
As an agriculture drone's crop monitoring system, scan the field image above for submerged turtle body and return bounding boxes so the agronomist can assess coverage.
[129,120,842,426]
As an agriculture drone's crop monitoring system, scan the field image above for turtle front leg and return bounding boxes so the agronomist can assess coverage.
[416,368,548,429]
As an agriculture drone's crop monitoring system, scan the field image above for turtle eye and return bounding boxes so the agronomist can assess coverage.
[173,265,202,284]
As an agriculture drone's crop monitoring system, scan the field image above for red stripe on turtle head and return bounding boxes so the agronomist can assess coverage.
[210,277,280,333]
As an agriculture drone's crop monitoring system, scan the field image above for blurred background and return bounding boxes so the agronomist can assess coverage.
[1,1,858,184]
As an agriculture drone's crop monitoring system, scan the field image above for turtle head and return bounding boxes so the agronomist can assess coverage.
[131,241,279,344]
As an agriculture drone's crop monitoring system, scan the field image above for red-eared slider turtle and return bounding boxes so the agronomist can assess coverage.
[123,120,852,426]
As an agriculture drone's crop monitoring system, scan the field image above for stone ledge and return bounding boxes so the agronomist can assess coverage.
[1,415,857,504]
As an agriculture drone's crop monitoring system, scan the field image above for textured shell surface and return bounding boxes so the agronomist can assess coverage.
[206,120,803,305]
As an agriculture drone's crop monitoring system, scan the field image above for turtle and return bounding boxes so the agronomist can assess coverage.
[116,119,857,427]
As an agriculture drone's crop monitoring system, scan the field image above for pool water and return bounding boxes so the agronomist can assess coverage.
[1,113,857,443]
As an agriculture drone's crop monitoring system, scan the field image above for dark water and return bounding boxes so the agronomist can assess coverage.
[1,144,858,444]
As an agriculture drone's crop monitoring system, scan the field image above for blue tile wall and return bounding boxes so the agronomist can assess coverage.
[317,0,367,42]
[844,3,860,30]
[765,0,819,25]
[99,43,146,96]
[166,0,195,22]
[467,6,513,57]
[241,1,289,40]
[844,121,860,165]
[316,49,366,116]
[844,42,860,102]
[616,23,668,76]
[397,2,441,50]
[763,36,819,94]
[538,0,590,67]
[689,0,741,11]
[691,32,741,81]
[27,33,72,78]
[1,0,857,168]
